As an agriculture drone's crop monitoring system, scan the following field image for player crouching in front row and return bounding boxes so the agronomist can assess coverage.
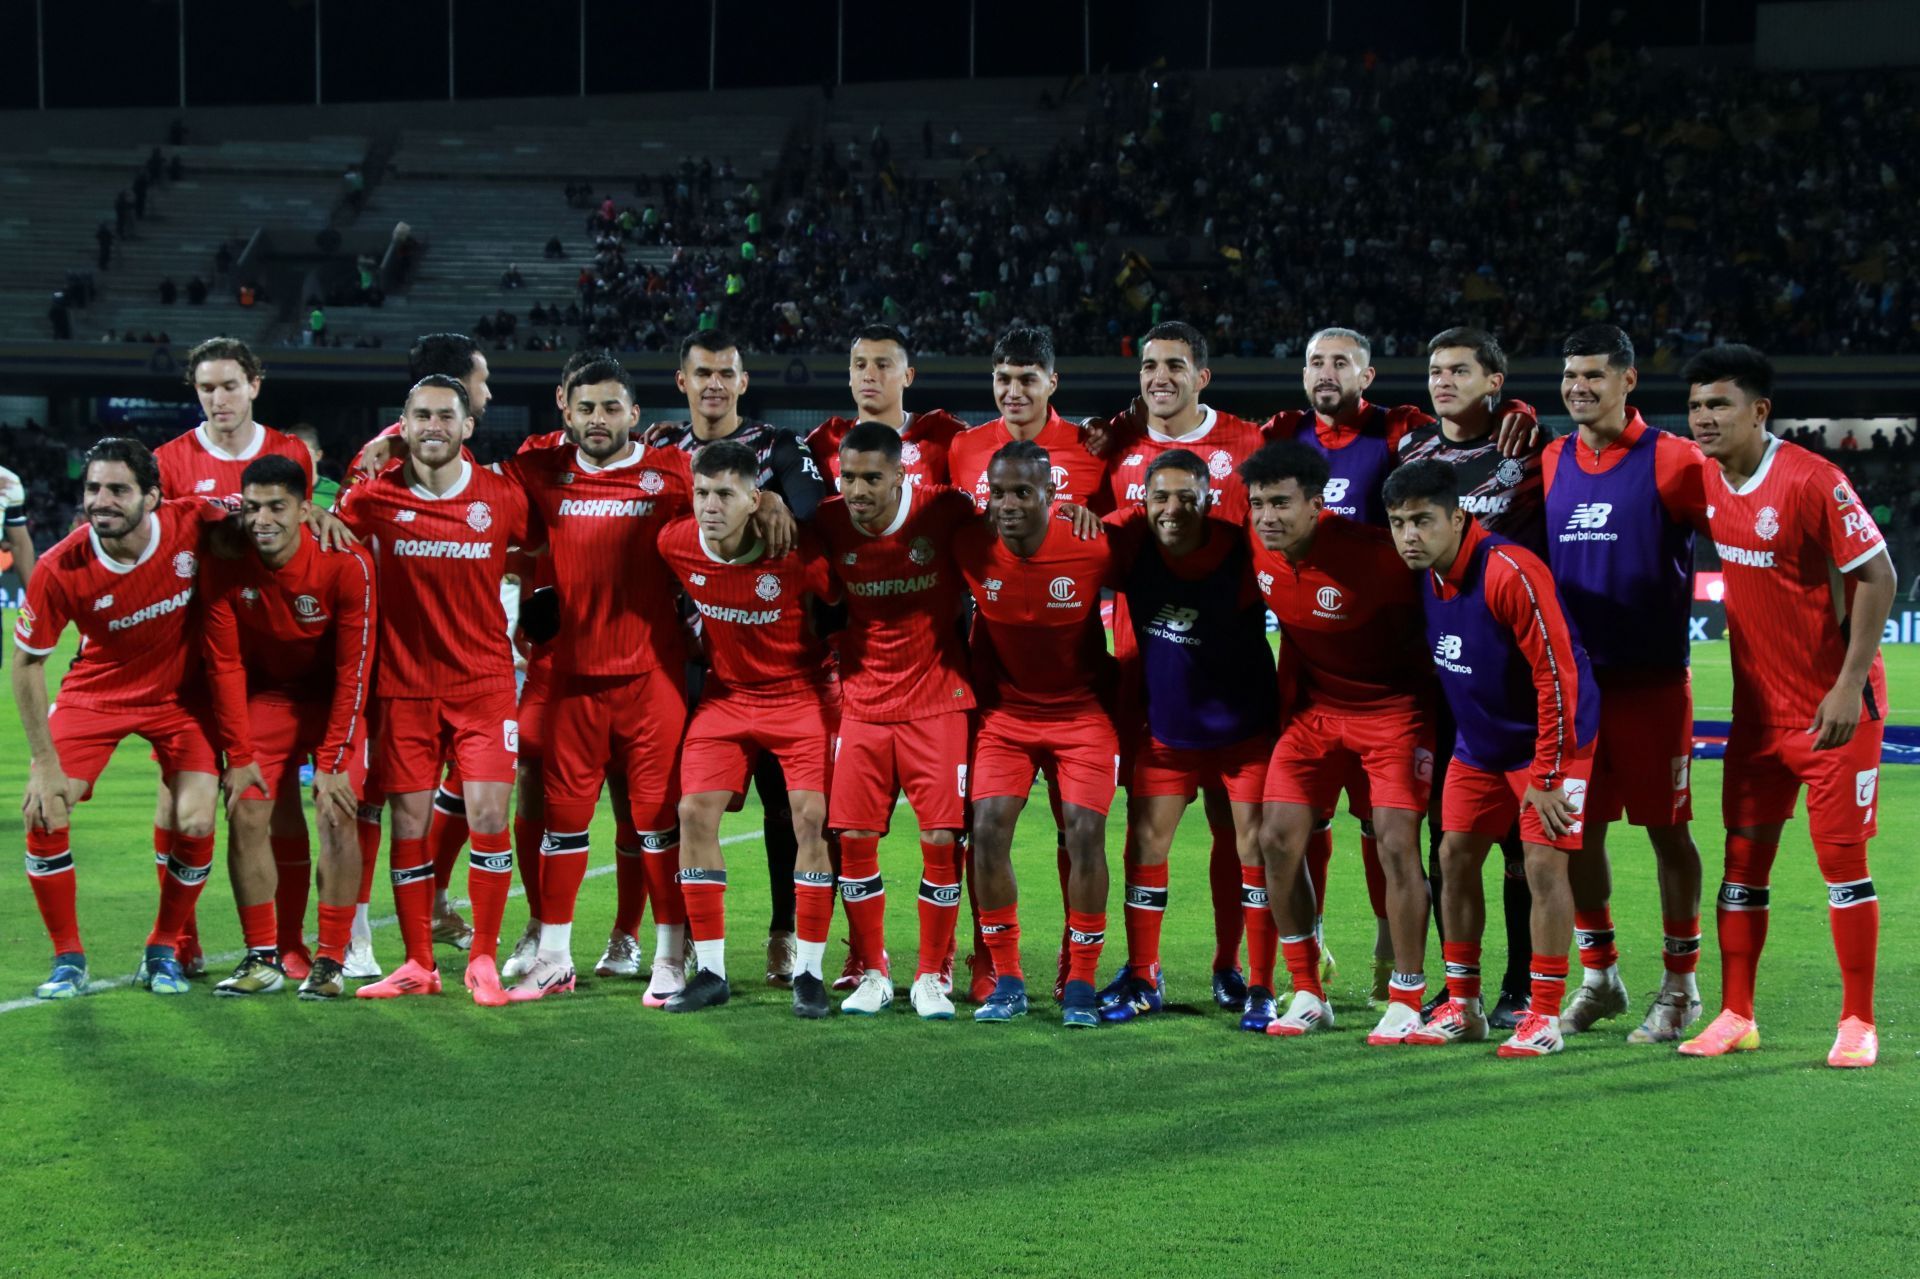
[1386,460,1599,1058]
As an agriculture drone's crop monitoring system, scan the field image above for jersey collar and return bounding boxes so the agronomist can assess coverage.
[1433,517,1488,599]
[409,458,473,501]
[699,529,766,565]
[1718,433,1782,498]
[859,481,914,538]
[195,420,265,461]
[1146,404,1217,445]
[574,443,645,474]
[90,512,161,574]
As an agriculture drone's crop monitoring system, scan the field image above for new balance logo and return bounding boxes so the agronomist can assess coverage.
[194,478,217,492]
[1435,634,1462,661]
[92,594,113,611]
[1566,502,1612,529]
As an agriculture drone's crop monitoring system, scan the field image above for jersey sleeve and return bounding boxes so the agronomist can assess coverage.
[1101,509,1149,582]
[1815,461,1888,573]
[767,429,827,521]
[1652,432,1712,531]
[1384,402,1438,452]
[1483,546,1587,790]
[800,541,840,604]
[13,558,70,655]
[804,419,842,486]
[1260,409,1308,441]
[199,577,254,766]
[318,549,376,773]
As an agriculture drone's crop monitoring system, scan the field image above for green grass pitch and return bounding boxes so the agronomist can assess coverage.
[2,640,1917,1277]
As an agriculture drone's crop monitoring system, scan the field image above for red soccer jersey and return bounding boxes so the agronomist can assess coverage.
[814,484,977,722]
[13,498,229,711]
[1707,436,1890,728]
[947,410,1112,514]
[660,518,836,698]
[334,458,528,699]
[1102,406,1266,523]
[954,515,1116,715]
[201,534,376,772]
[155,421,314,508]
[1249,512,1431,715]
[501,441,692,677]
[807,410,965,491]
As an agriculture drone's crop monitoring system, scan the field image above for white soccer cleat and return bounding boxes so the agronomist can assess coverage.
[1364,1000,1424,1045]
[595,929,644,978]
[1265,989,1336,1037]
[642,961,686,1008]
[1406,996,1490,1045]
[909,972,955,1021]
[342,935,382,981]
[499,921,542,983]
[1627,986,1704,1044]
[1497,1012,1565,1058]
[1561,973,1630,1034]
[841,968,894,1016]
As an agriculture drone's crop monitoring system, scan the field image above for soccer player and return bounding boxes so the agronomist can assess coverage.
[494,357,707,1004]
[200,454,374,1000]
[335,375,527,1004]
[814,422,978,1018]
[1679,345,1894,1068]
[1238,441,1435,1043]
[659,440,842,1017]
[1096,322,1269,1010]
[806,324,966,490]
[957,441,1118,1027]
[1398,327,1549,1017]
[154,337,314,976]
[947,325,1109,513]
[1386,459,1599,1058]
[652,328,825,986]
[1542,324,1708,1042]
[1100,449,1275,1024]
[13,439,229,998]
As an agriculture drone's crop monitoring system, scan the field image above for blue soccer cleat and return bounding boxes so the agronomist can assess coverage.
[1212,967,1248,1010]
[34,953,90,1000]
[135,946,191,996]
[1096,964,1133,1007]
[1061,979,1101,1028]
[1239,985,1279,1032]
[1100,968,1166,1023]
[973,976,1029,1023]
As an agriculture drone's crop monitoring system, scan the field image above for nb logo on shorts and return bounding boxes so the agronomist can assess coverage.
[1566,502,1613,530]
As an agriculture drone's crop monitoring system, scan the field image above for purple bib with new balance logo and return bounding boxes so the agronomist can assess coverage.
[1125,534,1277,750]
[1300,406,1394,527]
[1543,426,1693,670]
[1423,532,1599,775]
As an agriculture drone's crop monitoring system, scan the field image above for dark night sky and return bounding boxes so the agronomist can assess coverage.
[0,0,1763,111]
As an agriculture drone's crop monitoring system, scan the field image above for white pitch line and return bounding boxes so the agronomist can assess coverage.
[0,828,768,1015]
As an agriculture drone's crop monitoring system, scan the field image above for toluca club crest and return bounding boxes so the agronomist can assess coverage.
[1755,506,1780,541]
[294,594,322,619]
[639,470,665,494]
[172,551,198,577]
[900,442,922,465]
[1208,450,1234,480]
[466,501,493,532]
[755,572,782,601]
[1495,458,1526,488]
[908,536,935,565]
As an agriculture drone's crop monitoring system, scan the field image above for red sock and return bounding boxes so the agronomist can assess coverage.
[390,835,436,967]
[680,872,728,943]
[795,872,835,946]
[980,903,1023,981]
[466,828,512,960]
[1240,866,1277,990]
[1662,914,1702,975]
[149,832,214,950]
[25,828,82,955]
[271,833,312,955]
[838,834,887,971]
[1360,832,1387,919]
[1443,940,1482,1001]
[154,826,200,951]
[1717,833,1778,1019]
[237,900,276,952]
[915,837,959,978]
[355,807,382,906]
[1208,821,1243,971]
[1123,862,1169,976]
[1280,933,1323,999]
[1817,841,1878,1024]
[1066,908,1105,986]
[316,903,354,963]
[1529,952,1569,1019]
[641,831,686,926]
[614,841,650,936]
[538,829,589,926]
[513,815,544,920]
[1574,908,1617,971]
[428,787,469,892]
[1305,823,1332,914]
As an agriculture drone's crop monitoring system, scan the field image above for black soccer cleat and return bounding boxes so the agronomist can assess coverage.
[792,972,831,1019]
[1212,967,1248,1010]
[1489,986,1529,1031]
[664,968,731,1013]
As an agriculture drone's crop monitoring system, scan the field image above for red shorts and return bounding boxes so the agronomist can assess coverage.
[542,667,687,831]
[238,695,368,801]
[830,710,971,834]
[1588,670,1694,827]
[682,686,836,799]
[972,705,1120,816]
[516,660,554,763]
[1442,747,1596,852]
[49,698,217,797]
[1264,705,1434,816]
[1131,733,1270,804]
[1722,718,1884,843]
[375,686,519,795]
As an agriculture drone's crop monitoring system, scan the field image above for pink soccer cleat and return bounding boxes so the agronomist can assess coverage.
[1677,1009,1760,1058]
[353,959,443,999]
[1827,1016,1877,1069]
[463,954,509,1007]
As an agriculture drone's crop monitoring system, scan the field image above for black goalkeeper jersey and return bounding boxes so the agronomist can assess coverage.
[652,418,827,520]
[1397,423,1547,556]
